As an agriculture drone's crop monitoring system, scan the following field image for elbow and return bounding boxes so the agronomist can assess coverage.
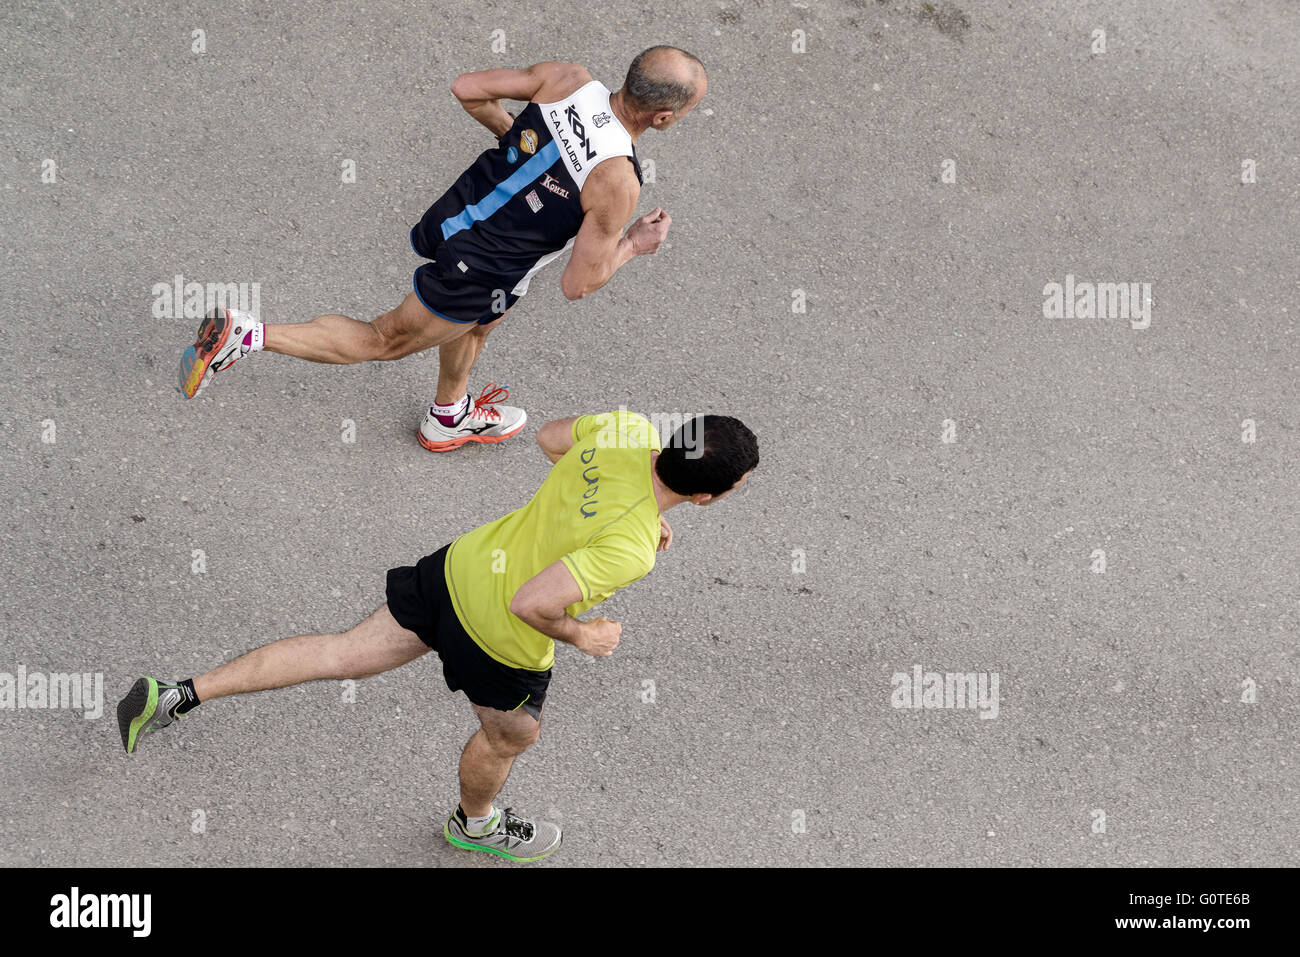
[508,591,533,621]
[511,591,560,630]
[450,74,471,101]
[560,277,589,301]
[536,421,570,462]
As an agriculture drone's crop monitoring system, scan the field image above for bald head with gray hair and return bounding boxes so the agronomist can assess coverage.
[621,45,707,115]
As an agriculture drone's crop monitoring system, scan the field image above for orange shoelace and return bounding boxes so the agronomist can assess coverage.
[469,382,510,422]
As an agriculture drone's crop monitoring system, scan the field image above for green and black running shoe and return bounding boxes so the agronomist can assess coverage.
[117,677,193,754]
[444,807,562,863]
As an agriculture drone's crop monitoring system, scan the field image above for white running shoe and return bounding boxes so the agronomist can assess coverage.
[443,806,562,863]
[418,383,527,452]
[179,308,259,398]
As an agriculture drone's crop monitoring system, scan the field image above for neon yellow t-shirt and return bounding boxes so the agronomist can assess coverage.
[445,410,662,671]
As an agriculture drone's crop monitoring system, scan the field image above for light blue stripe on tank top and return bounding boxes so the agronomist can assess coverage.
[439,140,561,241]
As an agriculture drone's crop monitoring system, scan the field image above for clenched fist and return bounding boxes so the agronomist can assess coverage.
[577,617,622,657]
[625,208,671,256]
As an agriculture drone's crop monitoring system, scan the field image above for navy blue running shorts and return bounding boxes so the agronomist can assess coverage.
[409,228,520,325]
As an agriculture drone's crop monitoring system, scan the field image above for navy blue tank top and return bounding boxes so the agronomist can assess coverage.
[413,80,642,297]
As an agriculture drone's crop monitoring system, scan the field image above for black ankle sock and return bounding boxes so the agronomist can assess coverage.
[176,678,200,714]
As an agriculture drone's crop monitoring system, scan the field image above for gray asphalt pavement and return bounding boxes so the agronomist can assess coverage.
[2,0,1297,867]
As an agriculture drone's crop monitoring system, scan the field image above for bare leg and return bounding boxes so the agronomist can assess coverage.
[192,605,428,702]
[434,313,506,406]
[458,702,541,817]
[263,293,474,364]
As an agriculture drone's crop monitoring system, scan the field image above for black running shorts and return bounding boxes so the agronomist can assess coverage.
[386,544,548,719]
[409,228,520,325]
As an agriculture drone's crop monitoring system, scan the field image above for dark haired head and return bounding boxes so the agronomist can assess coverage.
[655,415,758,498]
[623,46,706,113]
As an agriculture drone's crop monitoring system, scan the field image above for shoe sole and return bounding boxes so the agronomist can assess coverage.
[416,419,526,453]
[443,818,561,862]
[116,677,158,754]
[179,310,232,398]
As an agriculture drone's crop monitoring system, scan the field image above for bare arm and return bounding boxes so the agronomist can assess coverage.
[509,561,622,656]
[536,416,581,463]
[560,166,671,300]
[450,61,589,138]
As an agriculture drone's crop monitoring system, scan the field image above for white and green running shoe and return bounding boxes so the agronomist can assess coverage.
[444,807,561,863]
[117,677,193,754]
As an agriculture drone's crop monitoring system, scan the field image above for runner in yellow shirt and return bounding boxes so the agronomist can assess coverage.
[447,406,666,673]
[116,409,758,864]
